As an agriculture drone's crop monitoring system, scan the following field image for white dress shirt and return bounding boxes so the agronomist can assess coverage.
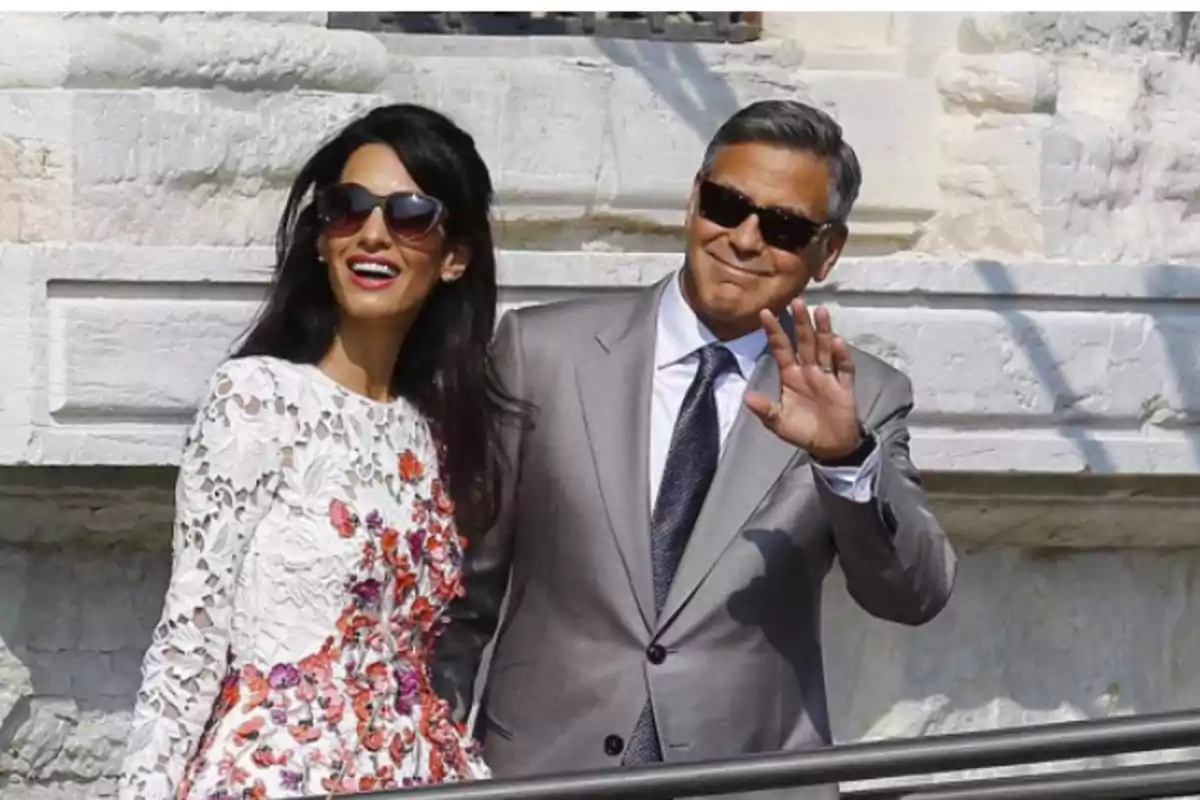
[649,272,882,512]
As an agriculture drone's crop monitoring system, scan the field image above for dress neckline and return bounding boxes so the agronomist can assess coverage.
[288,361,409,410]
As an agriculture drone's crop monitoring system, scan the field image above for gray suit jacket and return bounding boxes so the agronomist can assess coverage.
[432,277,957,799]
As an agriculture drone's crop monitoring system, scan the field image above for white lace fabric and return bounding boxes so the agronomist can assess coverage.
[118,356,489,799]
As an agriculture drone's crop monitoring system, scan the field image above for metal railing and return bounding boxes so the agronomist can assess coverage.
[298,708,1200,799]
[849,760,1200,799]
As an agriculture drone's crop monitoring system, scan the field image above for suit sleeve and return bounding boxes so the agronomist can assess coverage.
[816,370,957,626]
[432,310,526,722]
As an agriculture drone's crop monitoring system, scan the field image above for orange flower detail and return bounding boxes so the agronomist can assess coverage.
[251,745,287,768]
[299,650,333,685]
[389,731,412,765]
[399,449,425,483]
[288,721,322,744]
[329,499,358,538]
[432,479,455,516]
[232,717,264,746]
[365,661,389,685]
[429,746,447,783]
[380,527,401,566]
[410,596,437,629]
[239,665,269,712]
[354,692,375,723]
[216,674,241,715]
[319,685,345,725]
[360,723,385,752]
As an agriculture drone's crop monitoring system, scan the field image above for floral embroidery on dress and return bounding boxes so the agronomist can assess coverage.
[118,357,488,800]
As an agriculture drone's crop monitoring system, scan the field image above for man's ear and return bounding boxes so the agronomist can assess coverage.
[440,243,471,283]
[684,175,702,228]
[810,223,848,284]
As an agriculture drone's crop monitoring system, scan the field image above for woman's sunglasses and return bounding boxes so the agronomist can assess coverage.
[315,183,445,241]
[697,179,828,252]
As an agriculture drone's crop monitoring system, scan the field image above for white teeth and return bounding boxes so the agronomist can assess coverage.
[349,261,398,279]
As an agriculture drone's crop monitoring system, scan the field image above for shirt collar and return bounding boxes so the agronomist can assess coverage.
[655,270,768,378]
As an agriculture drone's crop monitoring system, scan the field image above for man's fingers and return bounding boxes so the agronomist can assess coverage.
[744,390,782,428]
[830,335,856,388]
[791,298,818,365]
[813,306,836,375]
[760,309,796,370]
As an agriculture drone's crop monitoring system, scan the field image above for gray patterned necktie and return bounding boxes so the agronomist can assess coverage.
[624,342,738,766]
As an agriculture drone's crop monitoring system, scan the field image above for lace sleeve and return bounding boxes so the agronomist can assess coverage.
[118,360,286,800]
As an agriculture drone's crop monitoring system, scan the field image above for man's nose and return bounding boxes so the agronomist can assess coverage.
[729,213,766,256]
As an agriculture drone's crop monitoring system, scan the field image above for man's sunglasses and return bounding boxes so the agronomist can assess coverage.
[315,183,445,241]
[697,179,828,252]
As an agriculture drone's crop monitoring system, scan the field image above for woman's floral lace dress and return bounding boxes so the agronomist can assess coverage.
[118,356,489,799]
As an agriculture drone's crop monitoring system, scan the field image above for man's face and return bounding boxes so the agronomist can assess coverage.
[682,141,847,341]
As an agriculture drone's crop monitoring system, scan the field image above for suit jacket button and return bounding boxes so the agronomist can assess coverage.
[604,734,624,756]
[646,644,667,665]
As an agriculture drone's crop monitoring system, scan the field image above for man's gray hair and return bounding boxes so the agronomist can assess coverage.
[699,100,862,224]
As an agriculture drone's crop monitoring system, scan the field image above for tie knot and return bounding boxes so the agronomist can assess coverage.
[695,343,738,385]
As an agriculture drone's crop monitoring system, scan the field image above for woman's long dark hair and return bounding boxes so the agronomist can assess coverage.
[234,103,529,538]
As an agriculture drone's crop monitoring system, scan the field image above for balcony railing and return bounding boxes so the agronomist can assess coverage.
[328,12,763,43]
[297,708,1200,799]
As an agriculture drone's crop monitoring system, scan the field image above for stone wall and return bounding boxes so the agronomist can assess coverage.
[3,10,1200,798]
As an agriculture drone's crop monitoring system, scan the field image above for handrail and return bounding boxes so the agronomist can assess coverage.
[306,708,1200,799]
[846,759,1200,800]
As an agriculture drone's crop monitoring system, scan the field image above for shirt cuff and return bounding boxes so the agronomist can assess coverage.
[812,440,882,504]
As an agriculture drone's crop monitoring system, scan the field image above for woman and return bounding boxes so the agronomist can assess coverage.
[118,104,525,799]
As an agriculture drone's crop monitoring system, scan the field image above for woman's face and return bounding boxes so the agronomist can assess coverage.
[318,143,467,327]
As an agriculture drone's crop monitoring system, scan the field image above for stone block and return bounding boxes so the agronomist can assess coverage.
[0,89,391,246]
[935,52,1058,114]
[761,12,898,51]
[918,114,1051,257]
[0,91,72,244]
[1055,55,1147,120]
[0,15,383,92]
[381,35,939,243]
[0,15,70,88]
[64,16,386,92]
[803,72,940,225]
[386,56,614,219]
[957,12,1178,55]
[0,250,34,465]
[5,245,1199,474]
[827,547,1200,785]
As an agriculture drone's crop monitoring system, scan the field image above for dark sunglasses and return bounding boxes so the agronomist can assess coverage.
[697,179,828,252]
[315,183,445,241]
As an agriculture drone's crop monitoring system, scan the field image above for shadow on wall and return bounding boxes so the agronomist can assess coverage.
[5,545,1200,789]
[592,37,742,144]
[823,547,1200,772]
[972,259,1200,473]
[972,260,1117,474]
[1144,263,1200,466]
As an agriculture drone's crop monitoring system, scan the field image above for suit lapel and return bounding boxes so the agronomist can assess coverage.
[659,343,805,628]
[575,280,669,632]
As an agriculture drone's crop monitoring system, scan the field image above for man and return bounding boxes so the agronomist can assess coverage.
[433,100,957,799]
